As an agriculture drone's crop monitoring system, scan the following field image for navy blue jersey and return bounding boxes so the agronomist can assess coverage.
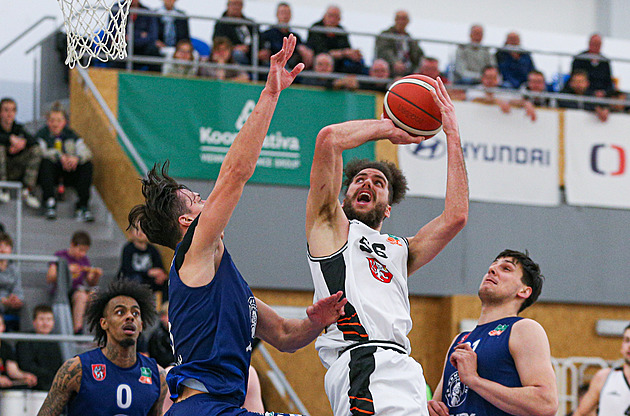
[442,317,522,416]
[67,348,160,416]
[167,218,257,406]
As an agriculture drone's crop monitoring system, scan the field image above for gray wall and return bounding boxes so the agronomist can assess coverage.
[182,179,630,306]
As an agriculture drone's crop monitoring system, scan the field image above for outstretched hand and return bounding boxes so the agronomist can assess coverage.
[265,34,305,95]
[430,77,459,137]
[306,290,347,327]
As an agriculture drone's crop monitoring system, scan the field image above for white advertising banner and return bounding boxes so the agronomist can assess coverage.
[564,110,630,209]
[398,101,560,206]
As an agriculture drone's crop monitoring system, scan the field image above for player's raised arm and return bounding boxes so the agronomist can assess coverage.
[306,119,422,256]
[184,35,304,270]
[37,357,82,416]
[407,77,468,275]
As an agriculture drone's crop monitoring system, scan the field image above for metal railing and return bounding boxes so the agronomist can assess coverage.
[0,253,78,359]
[0,181,24,258]
[0,16,56,57]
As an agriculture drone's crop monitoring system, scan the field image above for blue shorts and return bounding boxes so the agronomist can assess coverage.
[165,394,303,416]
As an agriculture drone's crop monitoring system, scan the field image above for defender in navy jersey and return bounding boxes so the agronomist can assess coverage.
[572,323,630,416]
[38,280,167,416]
[306,77,468,415]
[127,35,347,416]
[429,250,557,416]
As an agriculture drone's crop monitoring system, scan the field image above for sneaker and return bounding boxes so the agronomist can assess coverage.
[0,191,9,204]
[83,208,94,222]
[75,207,95,222]
[44,198,57,220]
[22,189,40,209]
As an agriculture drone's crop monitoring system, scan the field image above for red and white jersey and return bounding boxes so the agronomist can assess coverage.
[308,220,412,368]
[599,367,630,416]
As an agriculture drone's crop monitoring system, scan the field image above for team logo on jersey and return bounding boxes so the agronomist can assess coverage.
[445,371,468,408]
[248,296,258,340]
[386,235,403,247]
[92,364,106,381]
[367,258,393,283]
[139,367,153,384]
[488,324,509,336]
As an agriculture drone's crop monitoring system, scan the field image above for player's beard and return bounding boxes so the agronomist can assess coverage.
[120,338,136,348]
[342,195,388,229]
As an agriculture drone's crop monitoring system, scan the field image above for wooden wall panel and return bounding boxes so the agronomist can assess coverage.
[253,290,630,414]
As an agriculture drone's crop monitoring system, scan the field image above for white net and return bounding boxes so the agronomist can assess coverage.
[57,0,131,68]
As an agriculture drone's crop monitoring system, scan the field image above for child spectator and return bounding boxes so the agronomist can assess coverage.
[199,37,249,81]
[147,302,175,368]
[0,315,37,389]
[16,305,63,391]
[47,231,102,334]
[118,227,168,303]
[0,232,24,332]
[162,39,198,76]
[36,101,95,222]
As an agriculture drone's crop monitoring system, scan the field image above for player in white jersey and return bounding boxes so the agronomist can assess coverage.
[306,77,469,416]
[573,323,630,416]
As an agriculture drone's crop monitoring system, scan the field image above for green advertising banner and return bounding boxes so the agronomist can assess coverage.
[117,73,376,186]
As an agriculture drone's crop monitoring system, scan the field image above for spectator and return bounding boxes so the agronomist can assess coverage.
[519,70,552,108]
[495,31,535,89]
[155,0,190,52]
[558,70,609,122]
[0,315,37,389]
[199,37,249,81]
[467,65,514,115]
[36,102,95,222]
[454,24,496,85]
[301,52,358,90]
[212,0,255,65]
[418,56,448,82]
[258,2,314,70]
[359,58,391,92]
[374,10,423,78]
[118,227,168,303]
[0,97,41,208]
[571,33,614,97]
[0,232,24,332]
[16,305,63,391]
[110,0,161,71]
[162,39,198,76]
[47,231,102,334]
[147,302,175,368]
[307,5,365,74]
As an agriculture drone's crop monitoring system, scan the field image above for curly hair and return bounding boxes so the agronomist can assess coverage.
[342,159,408,205]
[85,280,157,347]
[128,161,190,249]
[495,249,544,313]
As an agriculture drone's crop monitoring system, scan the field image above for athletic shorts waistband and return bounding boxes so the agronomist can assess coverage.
[338,340,407,357]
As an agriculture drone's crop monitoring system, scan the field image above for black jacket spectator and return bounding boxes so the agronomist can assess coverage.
[16,340,63,391]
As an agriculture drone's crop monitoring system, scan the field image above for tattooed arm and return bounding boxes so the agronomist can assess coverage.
[37,357,82,416]
[149,366,169,416]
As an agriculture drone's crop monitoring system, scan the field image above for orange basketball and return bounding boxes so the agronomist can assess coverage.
[383,74,442,138]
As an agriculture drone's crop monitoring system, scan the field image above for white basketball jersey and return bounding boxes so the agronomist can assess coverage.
[599,367,630,416]
[308,220,412,368]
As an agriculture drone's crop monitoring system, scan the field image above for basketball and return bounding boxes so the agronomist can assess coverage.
[383,74,442,138]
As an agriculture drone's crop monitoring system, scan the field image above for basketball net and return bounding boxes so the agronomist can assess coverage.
[57,0,130,68]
